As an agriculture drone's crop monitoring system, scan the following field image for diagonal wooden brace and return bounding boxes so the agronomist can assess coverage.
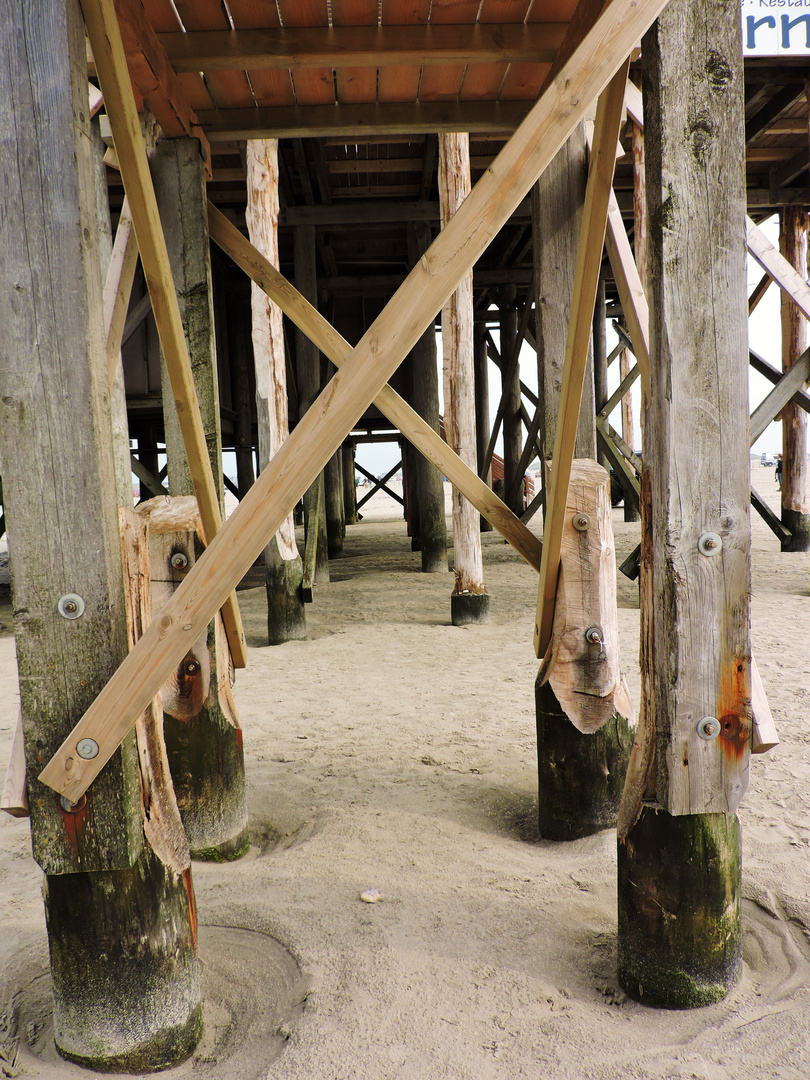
[40,0,669,802]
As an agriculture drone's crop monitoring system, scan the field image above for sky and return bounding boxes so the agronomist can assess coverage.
[352,213,797,480]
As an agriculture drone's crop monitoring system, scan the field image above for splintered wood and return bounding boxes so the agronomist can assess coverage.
[537,459,633,733]
[119,507,190,874]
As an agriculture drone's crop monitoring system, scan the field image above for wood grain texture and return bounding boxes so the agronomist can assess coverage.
[1,712,29,818]
[0,0,142,871]
[534,61,630,658]
[210,204,540,571]
[779,207,809,539]
[750,657,779,754]
[81,0,247,669]
[439,132,486,596]
[104,197,139,390]
[536,459,634,733]
[747,214,810,322]
[41,0,668,801]
[120,508,190,874]
[642,0,751,816]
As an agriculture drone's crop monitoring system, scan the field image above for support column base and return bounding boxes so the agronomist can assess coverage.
[45,846,202,1072]
[617,807,742,1009]
[781,507,810,552]
[451,591,490,625]
[535,682,633,840]
[266,553,307,645]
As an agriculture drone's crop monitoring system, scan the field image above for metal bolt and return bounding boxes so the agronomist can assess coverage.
[585,626,603,645]
[697,716,720,740]
[698,532,723,557]
[184,660,199,676]
[60,794,86,814]
[76,737,99,760]
[57,594,85,620]
[170,551,189,570]
[572,512,591,532]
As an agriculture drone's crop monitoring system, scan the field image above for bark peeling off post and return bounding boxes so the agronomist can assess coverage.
[439,132,489,625]
[247,138,307,642]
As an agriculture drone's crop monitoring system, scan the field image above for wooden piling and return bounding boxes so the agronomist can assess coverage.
[0,0,201,1064]
[406,222,449,573]
[500,285,524,518]
[439,133,489,625]
[474,321,494,532]
[779,205,810,551]
[618,0,750,1007]
[247,139,308,639]
[343,442,360,524]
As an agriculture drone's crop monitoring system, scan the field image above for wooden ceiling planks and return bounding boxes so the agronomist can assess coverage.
[418,0,479,102]
[378,0,430,104]
[228,1,295,108]
[277,0,336,106]
[332,0,379,105]
[461,0,530,102]
[140,0,214,110]
[506,0,576,98]
[172,0,255,109]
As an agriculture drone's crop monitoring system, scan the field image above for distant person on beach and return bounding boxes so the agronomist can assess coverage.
[775,453,782,491]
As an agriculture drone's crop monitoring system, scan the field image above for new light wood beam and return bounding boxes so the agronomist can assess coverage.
[534,60,631,659]
[103,197,138,390]
[208,203,542,572]
[746,215,810,322]
[41,0,669,802]
[80,0,247,668]
[113,0,211,172]
[159,24,567,71]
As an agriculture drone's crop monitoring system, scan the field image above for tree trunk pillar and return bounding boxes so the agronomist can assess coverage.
[779,205,810,551]
[618,0,750,1008]
[246,139,308,639]
[406,222,449,572]
[439,133,489,625]
[0,0,201,1065]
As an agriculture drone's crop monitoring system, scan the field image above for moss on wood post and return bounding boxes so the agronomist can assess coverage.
[406,222,449,572]
[779,205,810,551]
[246,139,308,640]
[0,0,201,1065]
[618,0,750,1008]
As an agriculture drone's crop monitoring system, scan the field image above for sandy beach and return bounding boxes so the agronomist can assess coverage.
[0,461,808,1079]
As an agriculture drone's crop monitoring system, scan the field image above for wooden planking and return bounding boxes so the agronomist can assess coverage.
[534,61,630,659]
[82,0,247,668]
[332,0,380,105]
[603,188,651,397]
[750,657,779,754]
[209,202,542,572]
[172,0,255,110]
[227,1,294,108]
[140,0,214,111]
[378,0,429,103]
[276,0,335,106]
[1,712,28,818]
[41,0,668,801]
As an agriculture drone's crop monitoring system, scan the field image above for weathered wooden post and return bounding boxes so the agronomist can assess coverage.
[779,206,810,551]
[617,0,751,1007]
[593,276,610,475]
[500,285,524,517]
[246,139,308,638]
[343,441,360,525]
[406,222,449,572]
[227,277,257,500]
[324,437,346,556]
[474,320,494,531]
[532,126,597,469]
[622,89,644,523]
[439,133,490,625]
[532,126,627,836]
[295,224,330,585]
[0,0,201,1065]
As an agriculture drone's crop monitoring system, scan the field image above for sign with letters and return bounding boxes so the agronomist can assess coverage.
[743,0,810,56]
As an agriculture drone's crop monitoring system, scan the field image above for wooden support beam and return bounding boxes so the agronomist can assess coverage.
[301,472,322,604]
[81,0,247,668]
[595,418,641,513]
[42,0,669,801]
[599,362,640,423]
[121,292,152,348]
[113,0,211,171]
[159,23,566,71]
[749,346,810,444]
[748,271,772,315]
[131,453,168,498]
[208,204,542,572]
[750,487,793,544]
[745,84,806,144]
[355,461,404,509]
[103,197,138,390]
[750,347,810,415]
[198,101,536,141]
[746,215,810,322]
[534,61,631,658]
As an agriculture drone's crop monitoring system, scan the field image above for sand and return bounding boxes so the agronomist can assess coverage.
[0,461,809,1079]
